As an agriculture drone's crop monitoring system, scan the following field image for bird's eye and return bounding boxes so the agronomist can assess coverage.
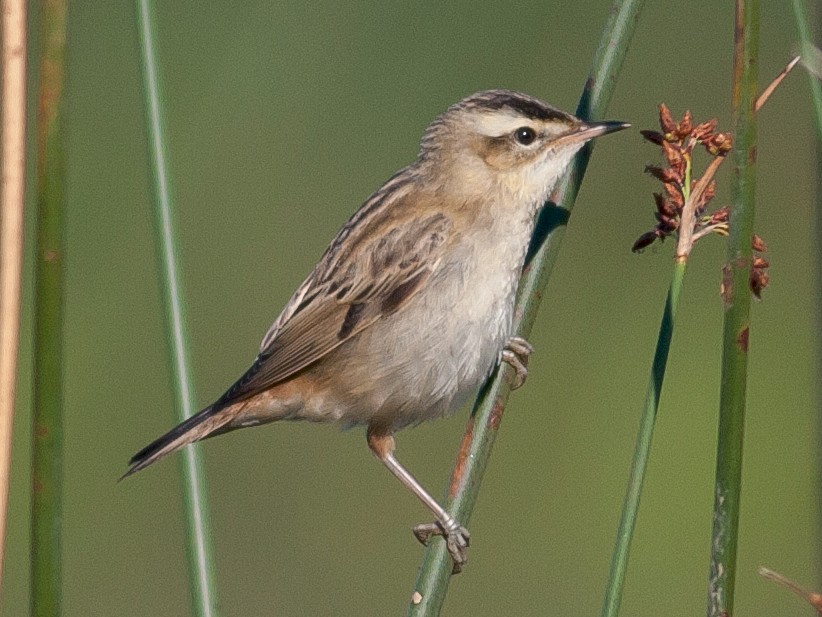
[514,126,537,145]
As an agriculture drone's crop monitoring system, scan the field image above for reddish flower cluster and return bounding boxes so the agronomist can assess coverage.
[632,104,731,252]
[634,103,770,298]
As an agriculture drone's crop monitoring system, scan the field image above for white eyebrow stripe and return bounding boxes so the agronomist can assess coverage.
[470,111,535,137]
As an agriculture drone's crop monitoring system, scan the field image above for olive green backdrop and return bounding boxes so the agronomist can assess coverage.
[3,1,819,616]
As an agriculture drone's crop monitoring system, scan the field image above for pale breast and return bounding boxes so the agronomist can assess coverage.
[318,203,535,431]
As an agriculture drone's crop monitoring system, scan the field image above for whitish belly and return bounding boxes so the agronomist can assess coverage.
[325,236,525,431]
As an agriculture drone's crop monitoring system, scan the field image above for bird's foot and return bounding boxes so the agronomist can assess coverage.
[501,336,534,389]
[412,520,471,574]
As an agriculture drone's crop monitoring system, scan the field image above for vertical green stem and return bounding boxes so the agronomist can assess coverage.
[406,1,645,615]
[31,1,68,615]
[790,0,822,563]
[135,2,220,616]
[600,260,686,617]
[706,2,759,616]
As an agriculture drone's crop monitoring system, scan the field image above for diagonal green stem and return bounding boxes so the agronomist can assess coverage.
[31,1,68,614]
[600,260,686,617]
[406,1,645,614]
[600,142,700,617]
[706,2,759,616]
[135,2,220,616]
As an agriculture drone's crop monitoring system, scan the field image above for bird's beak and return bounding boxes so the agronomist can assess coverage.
[555,120,631,148]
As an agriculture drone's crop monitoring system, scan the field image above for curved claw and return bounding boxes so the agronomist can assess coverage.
[412,521,471,574]
[501,336,534,389]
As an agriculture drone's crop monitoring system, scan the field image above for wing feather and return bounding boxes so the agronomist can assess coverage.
[214,187,452,409]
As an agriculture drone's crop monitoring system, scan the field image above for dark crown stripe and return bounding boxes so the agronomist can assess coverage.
[458,90,569,123]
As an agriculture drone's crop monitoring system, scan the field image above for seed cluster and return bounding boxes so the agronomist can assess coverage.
[633,103,769,298]
[632,104,732,252]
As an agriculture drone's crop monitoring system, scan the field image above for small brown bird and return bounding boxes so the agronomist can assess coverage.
[125,90,628,572]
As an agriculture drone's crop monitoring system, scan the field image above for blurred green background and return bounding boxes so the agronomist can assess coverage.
[3,1,819,615]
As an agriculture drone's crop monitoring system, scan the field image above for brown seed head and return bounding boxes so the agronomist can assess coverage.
[658,215,678,233]
[677,110,693,140]
[645,165,682,185]
[753,256,770,269]
[692,118,718,141]
[640,130,665,145]
[654,193,677,217]
[750,251,771,298]
[716,133,733,152]
[752,234,767,252]
[632,230,661,252]
[807,592,822,613]
[658,103,676,137]
[637,105,738,256]
[654,210,679,229]
[708,205,730,224]
[706,132,733,155]
[662,140,684,174]
[663,181,684,208]
[750,268,769,298]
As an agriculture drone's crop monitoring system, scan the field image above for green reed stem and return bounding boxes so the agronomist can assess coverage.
[31,1,68,615]
[599,137,703,617]
[706,2,759,616]
[600,260,686,617]
[135,2,219,616]
[790,0,822,559]
[406,2,645,615]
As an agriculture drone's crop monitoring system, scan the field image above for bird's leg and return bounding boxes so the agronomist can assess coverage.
[367,427,470,574]
[501,336,534,389]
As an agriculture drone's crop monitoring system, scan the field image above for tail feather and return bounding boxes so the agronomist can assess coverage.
[121,404,235,480]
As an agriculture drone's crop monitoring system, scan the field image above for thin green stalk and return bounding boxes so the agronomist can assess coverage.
[790,0,822,576]
[790,0,822,143]
[31,1,67,615]
[791,0,822,570]
[600,260,686,617]
[0,0,28,595]
[600,142,705,617]
[706,2,759,617]
[135,2,220,616]
[406,1,645,614]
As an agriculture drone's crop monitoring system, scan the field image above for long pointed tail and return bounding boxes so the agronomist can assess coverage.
[122,404,235,479]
